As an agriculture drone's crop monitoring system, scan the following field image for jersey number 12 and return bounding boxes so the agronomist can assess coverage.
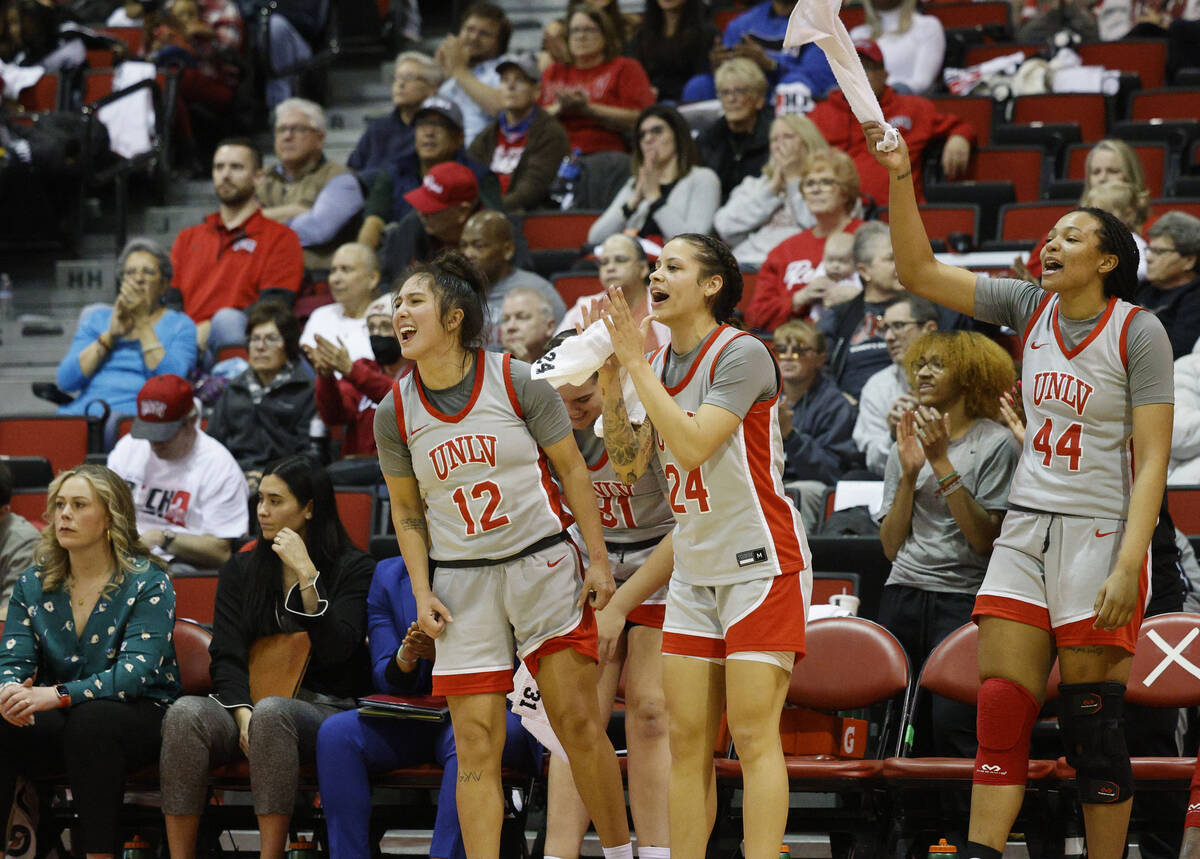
[451,481,511,536]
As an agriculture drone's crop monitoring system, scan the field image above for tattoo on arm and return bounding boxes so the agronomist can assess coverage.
[893,170,912,181]
[458,770,483,783]
[602,387,653,484]
[397,517,430,550]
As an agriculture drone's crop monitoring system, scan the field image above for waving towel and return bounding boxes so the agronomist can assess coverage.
[531,319,649,430]
[783,0,899,152]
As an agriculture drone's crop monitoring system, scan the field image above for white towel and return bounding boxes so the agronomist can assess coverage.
[97,61,157,159]
[531,319,650,428]
[507,662,568,761]
[0,61,45,101]
[783,0,899,152]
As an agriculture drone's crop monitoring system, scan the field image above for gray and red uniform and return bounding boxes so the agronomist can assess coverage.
[648,325,813,661]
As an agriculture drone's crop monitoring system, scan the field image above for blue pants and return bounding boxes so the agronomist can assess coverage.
[316,709,540,859]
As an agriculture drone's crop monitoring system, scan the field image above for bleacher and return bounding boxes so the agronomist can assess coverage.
[3,0,1200,855]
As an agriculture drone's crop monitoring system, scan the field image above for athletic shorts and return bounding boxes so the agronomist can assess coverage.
[610,540,668,629]
[973,510,1151,654]
[661,571,807,660]
[430,539,598,696]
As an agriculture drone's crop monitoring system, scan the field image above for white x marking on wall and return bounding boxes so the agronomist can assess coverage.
[1142,628,1200,686]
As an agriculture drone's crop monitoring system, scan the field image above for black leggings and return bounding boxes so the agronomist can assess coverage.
[0,698,165,855]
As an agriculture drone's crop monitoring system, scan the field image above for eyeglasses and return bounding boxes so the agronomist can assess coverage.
[122,267,159,279]
[911,358,945,373]
[875,318,919,335]
[802,177,839,191]
[275,124,318,136]
[394,72,428,84]
[1145,245,1179,257]
[248,334,284,347]
[639,125,669,140]
[567,24,601,35]
[717,86,756,100]
[773,343,818,358]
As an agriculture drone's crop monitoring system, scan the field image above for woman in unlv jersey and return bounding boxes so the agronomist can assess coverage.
[372,251,632,859]
[597,233,812,859]
[865,122,1173,859]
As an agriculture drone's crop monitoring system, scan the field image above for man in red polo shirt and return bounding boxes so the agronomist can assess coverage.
[808,39,973,206]
[170,138,304,358]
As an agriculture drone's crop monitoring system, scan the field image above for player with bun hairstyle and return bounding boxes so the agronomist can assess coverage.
[864,122,1173,859]
[373,251,633,859]
[591,233,812,859]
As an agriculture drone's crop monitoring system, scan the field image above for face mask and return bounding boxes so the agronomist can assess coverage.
[371,334,402,365]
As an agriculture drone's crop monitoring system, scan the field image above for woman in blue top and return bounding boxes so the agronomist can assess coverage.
[57,238,197,419]
[0,464,181,858]
[315,555,541,859]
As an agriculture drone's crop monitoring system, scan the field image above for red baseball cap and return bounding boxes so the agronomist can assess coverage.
[132,374,195,442]
[404,162,479,214]
[854,39,885,66]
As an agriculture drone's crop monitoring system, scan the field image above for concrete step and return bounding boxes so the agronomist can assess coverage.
[165,179,217,206]
[327,103,389,133]
[0,317,74,366]
[136,205,209,237]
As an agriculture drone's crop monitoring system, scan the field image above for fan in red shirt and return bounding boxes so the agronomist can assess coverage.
[537,5,655,154]
[746,149,866,333]
[808,39,973,206]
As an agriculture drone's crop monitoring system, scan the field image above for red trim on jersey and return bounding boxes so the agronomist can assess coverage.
[413,349,487,423]
[1052,296,1117,360]
[391,380,408,444]
[1118,305,1143,371]
[662,631,725,659]
[662,325,728,395]
[432,669,514,696]
[535,449,574,529]
[725,571,807,655]
[742,401,806,573]
[1054,552,1149,655]
[502,352,524,418]
[587,449,609,472]
[972,594,1052,631]
[1021,293,1055,353]
[525,604,598,674]
[627,603,665,628]
[238,538,257,553]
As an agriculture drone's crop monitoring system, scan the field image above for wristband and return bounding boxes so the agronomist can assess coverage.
[396,645,413,665]
[937,476,963,497]
[936,470,960,487]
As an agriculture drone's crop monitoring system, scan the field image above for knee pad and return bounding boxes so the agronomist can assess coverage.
[1057,681,1133,804]
[974,677,1039,787]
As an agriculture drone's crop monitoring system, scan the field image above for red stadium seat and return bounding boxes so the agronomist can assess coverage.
[1129,87,1200,122]
[1063,141,1167,199]
[86,48,114,68]
[713,8,742,32]
[522,211,601,251]
[174,618,214,693]
[97,26,144,55]
[16,74,60,113]
[929,95,995,146]
[997,201,1074,242]
[811,571,861,605]
[926,1,1010,30]
[1079,40,1167,90]
[0,415,92,475]
[967,146,1044,202]
[1147,199,1200,224]
[334,488,375,551]
[880,204,981,246]
[552,273,603,308]
[839,4,866,29]
[8,489,47,529]
[215,345,249,363]
[1168,487,1200,536]
[174,573,219,627]
[1013,94,1108,143]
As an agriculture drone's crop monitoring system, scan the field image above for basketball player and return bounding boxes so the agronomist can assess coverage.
[595,233,813,859]
[372,252,633,859]
[542,331,675,859]
[864,122,1174,859]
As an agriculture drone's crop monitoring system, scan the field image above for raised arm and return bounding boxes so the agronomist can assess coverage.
[862,122,977,317]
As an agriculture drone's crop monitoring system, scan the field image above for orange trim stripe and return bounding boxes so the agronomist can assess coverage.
[432,669,514,696]
[1118,305,1142,372]
[1052,296,1117,359]
[742,404,805,572]
[662,325,727,395]
[414,349,487,423]
[663,631,725,659]
[392,380,408,444]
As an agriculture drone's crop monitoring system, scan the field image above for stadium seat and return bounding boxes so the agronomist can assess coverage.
[0,415,93,474]
[812,571,861,605]
[967,146,1045,203]
[521,211,601,251]
[551,272,603,308]
[16,73,60,113]
[1148,198,1200,223]
[97,26,144,55]
[1013,94,1108,143]
[929,95,996,147]
[1130,87,1200,123]
[9,489,47,528]
[737,270,757,316]
[713,8,741,32]
[1063,141,1167,199]
[926,0,1009,30]
[1109,119,1200,162]
[995,201,1074,243]
[334,487,375,551]
[1168,487,1200,536]
[2,456,53,490]
[174,572,219,627]
[1079,40,1168,90]
[880,204,981,248]
[839,5,866,29]
[174,618,214,693]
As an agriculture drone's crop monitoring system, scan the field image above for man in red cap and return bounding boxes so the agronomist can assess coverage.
[808,39,973,206]
[107,374,249,573]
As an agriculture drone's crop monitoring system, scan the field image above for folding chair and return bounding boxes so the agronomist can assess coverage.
[521,211,602,251]
[334,487,375,551]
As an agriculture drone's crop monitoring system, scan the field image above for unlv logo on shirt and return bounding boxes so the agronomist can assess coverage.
[141,487,191,527]
[783,259,816,289]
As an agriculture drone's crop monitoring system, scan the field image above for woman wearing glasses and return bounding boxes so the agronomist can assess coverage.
[206,301,316,492]
[745,148,866,333]
[586,105,721,248]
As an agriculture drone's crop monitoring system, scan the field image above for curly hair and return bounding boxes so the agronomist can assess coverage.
[35,464,153,597]
[802,149,860,214]
[903,331,1015,420]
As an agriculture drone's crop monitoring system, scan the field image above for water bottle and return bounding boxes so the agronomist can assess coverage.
[286,835,317,859]
[927,837,957,857]
[779,845,790,858]
[0,273,13,321]
[120,834,153,859]
[548,148,583,210]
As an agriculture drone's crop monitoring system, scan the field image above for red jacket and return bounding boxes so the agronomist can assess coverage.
[809,88,974,206]
[746,219,865,333]
[314,359,404,457]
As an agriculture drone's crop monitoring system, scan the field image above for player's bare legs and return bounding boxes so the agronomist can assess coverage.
[663,654,725,859]
[446,692,509,858]
[537,648,631,848]
[623,625,671,850]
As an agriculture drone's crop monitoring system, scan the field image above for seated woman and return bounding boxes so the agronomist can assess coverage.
[300,242,381,366]
[206,301,316,491]
[312,294,410,486]
[714,113,831,267]
[0,464,181,859]
[56,238,197,420]
[159,456,374,859]
[849,0,945,94]
[315,554,541,859]
[538,5,656,155]
[585,105,721,248]
[628,0,718,102]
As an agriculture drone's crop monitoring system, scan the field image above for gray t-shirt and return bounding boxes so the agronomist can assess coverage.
[661,332,778,418]
[974,275,1174,407]
[879,418,1020,594]
[374,357,572,477]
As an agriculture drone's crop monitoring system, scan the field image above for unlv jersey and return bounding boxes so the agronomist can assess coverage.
[393,351,572,562]
[576,431,674,549]
[1014,295,1143,519]
[649,325,811,587]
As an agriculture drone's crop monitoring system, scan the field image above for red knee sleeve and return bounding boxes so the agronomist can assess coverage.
[1188,762,1200,829]
[973,677,1039,787]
